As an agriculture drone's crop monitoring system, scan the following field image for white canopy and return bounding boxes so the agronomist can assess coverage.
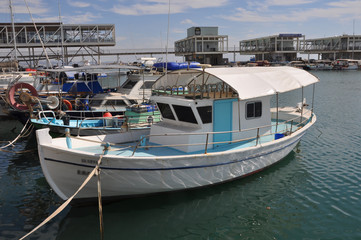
[153,66,319,100]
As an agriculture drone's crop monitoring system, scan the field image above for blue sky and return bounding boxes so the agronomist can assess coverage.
[1,0,361,61]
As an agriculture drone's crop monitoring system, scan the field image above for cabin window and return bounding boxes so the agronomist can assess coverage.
[157,103,175,120]
[105,100,126,106]
[246,101,262,119]
[173,105,197,124]
[129,100,137,105]
[89,99,103,106]
[122,80,137,89]
[140,81,154,89]
[197,106,212,124]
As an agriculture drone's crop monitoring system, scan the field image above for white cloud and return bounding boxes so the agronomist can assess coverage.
[0,0,48,15]
[112,0,228,16]
[67,1,91,8]
[62,12,102,24]
[222,0,361,23]
[181,19,195,25]
[265,0,314,6]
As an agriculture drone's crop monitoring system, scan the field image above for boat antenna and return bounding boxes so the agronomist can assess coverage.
[9,0,18,71]
[352,19,355,59]
[165,0,170,76]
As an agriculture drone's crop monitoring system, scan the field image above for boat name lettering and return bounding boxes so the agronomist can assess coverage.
[81,159,100,165]
[77,170,91,176]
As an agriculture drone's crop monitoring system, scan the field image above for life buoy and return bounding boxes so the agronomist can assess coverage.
[62,99,73,111]
[8,82,38,110]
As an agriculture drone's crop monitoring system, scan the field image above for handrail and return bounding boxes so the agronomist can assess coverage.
[70,109,313,155]
[37,110,56,119]
[132,114,312,152]
[75,114,159,136]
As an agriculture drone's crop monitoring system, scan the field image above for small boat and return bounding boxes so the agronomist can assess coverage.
[153,61,201,71]
[36,66,318,202]
[3,65,159,123]
[31,103,161,136]
[332,59,360,70]
[288,61,311,70]
[308,60,333,70]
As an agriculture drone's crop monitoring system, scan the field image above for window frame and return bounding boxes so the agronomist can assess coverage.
[157,102,176,120]
[245,101,262,119]
[172,104,198,124]
[197,106,212,124]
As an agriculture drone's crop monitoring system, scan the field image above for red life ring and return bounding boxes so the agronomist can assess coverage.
[8,82,38,110]
[62,99,73,111]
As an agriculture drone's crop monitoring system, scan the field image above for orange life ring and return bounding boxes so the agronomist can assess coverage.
[8,82,38,110]
[62,99,73,111]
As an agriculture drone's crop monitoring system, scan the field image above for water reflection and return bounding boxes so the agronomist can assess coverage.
[56,152,300,240]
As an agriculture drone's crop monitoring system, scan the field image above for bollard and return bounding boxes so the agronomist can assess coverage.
[65,128,72,149]
[102,142,111,155]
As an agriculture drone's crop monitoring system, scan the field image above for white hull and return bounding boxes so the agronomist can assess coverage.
[36,116,314,201]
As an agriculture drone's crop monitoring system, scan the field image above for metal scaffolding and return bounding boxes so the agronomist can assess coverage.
[0,22,115,67]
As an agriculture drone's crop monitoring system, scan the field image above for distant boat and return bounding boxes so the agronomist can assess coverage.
[36,66,318,202]
[332,59,360,70]
[308,60,333,70]
[153,62,201,71]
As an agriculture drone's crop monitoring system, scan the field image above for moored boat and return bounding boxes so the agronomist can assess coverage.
[36,66,318,202]
[31,104,161,136]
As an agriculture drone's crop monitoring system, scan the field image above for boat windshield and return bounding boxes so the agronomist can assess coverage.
[122,80,137,89]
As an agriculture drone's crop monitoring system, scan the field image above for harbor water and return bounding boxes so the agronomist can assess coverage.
[1,71,361,239]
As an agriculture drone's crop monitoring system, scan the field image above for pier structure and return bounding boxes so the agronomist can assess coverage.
[240,34,305,62]
[304,34,361,60]
[174,27,228,65]
[0,22,115,67]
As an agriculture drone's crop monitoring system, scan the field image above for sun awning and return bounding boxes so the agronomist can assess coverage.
[152,66,319,100]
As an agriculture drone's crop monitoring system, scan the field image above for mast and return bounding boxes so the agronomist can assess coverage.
[58,0,65,66]
[9,0,18,69]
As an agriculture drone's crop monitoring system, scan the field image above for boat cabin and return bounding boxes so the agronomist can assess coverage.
[149,67,317,153]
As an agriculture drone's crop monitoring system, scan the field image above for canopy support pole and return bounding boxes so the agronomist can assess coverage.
[238,96,241,132]
[311,83,315,116]
[301,86,304,123]
[276,92,279,133]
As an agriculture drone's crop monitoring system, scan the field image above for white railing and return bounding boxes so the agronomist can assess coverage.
[129,109,314,156]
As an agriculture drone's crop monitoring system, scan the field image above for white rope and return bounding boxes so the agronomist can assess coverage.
[0,118,31,149]
[19,154,104,240]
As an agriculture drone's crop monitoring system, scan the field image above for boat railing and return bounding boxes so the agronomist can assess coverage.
[153,83,237,99]
[75,114,160,136]
[130,109,314,156]
[37,110,57,124]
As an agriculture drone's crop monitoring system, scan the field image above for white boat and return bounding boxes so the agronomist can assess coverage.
[332,59,360,70]
[36,66,318,202]
[31,105,161,136]
[84,73,159,112]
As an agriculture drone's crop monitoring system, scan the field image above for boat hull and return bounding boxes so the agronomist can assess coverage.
[36,116,314,201]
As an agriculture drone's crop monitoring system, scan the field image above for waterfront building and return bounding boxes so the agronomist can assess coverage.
[304,35,361,60]
[240,34,305,62]
[175,27,228,65]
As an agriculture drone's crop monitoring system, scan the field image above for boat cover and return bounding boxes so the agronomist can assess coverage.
[152,66,319,100]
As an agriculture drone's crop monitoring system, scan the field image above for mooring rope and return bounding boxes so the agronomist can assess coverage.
[19,151,106,240]
[0,118,33,150]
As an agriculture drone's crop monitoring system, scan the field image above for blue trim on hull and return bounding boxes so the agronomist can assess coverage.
[43,133,303,171]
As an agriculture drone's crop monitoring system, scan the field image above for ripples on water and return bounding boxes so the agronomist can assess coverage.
[1,71,361,239]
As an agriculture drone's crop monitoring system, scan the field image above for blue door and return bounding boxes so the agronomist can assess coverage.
[213,99,235,146]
